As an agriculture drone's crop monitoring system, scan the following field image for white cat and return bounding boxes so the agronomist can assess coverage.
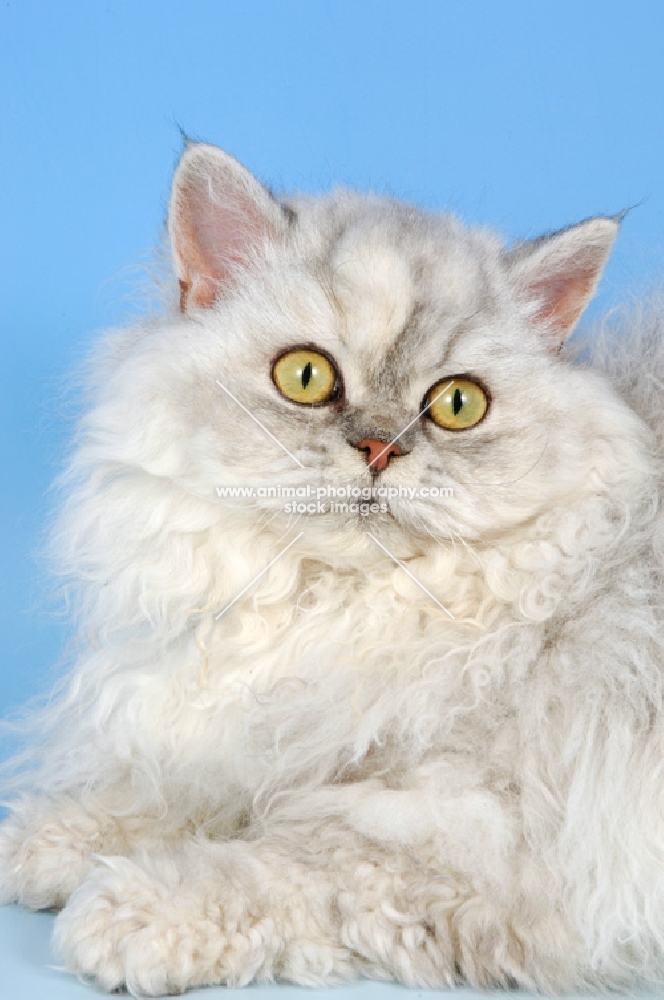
[2,141,664,995]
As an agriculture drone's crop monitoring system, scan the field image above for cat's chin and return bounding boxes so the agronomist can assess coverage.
[289,506,398,534]
[280,505,446,552]
[255,498,457,543]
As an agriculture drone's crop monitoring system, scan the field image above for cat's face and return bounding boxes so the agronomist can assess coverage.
[148,144,638,549]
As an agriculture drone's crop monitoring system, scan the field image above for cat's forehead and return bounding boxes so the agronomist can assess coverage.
[306,200,499,360]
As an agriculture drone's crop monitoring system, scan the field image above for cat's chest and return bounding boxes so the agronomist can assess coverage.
[198,570,525,715]
[217,593,454,680]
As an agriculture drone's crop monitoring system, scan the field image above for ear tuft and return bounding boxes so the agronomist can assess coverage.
[508,216,620,349]
[169,143,290,311]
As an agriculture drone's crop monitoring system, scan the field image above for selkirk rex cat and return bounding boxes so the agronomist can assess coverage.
[2,141,664,996]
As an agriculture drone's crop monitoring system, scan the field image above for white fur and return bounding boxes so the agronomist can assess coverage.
[2,145,664,994]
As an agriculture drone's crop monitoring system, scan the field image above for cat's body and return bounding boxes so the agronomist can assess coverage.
[2,143,664,994]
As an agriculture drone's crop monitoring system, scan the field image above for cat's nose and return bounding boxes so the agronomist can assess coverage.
[356,438,403,473]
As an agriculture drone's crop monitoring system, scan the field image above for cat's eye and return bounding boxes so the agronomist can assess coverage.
[272,348,339,405]
[425,377,488,430]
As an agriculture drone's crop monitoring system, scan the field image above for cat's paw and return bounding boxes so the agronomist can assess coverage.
[53,853,276,994]
[0,796,116,910]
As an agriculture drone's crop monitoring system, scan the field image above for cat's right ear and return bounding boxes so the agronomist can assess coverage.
[169,143,291,311]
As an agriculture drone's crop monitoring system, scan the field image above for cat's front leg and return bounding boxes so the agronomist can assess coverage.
[0,794,131,910]
[0,793,180,911]
[53,822,527,994]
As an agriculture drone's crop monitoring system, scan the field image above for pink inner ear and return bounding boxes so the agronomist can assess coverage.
[182,211,244,309]
[171,156,282,312]
[528,268,597,336]
[512,217,619,346]
[174,204,218,310]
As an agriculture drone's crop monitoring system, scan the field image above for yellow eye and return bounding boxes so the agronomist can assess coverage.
[272,349,339,405]
[426,377,488,430]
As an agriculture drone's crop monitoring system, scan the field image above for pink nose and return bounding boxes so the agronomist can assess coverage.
[357,438,403,472]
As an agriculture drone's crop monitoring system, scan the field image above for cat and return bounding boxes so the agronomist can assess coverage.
[2,140,664,996]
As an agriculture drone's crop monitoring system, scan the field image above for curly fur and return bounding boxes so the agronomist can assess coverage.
[2,143,664,994]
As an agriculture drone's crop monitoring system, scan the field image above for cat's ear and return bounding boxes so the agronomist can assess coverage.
[507,216,620,349]
[169,143,291,311]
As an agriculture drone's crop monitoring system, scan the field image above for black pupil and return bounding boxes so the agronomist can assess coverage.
[301,362,313,389]
[453,387,463,415]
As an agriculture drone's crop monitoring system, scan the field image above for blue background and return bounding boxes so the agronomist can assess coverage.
[1,1,664,996]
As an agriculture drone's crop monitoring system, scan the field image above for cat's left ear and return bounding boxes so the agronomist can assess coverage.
[507,216,620,349]
[169,143,291,311]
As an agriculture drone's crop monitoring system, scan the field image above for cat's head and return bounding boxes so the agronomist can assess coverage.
[147,142,648,550]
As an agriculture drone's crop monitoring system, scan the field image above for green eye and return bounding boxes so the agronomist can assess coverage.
[426,377,488,430]
[272,348,339,405]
